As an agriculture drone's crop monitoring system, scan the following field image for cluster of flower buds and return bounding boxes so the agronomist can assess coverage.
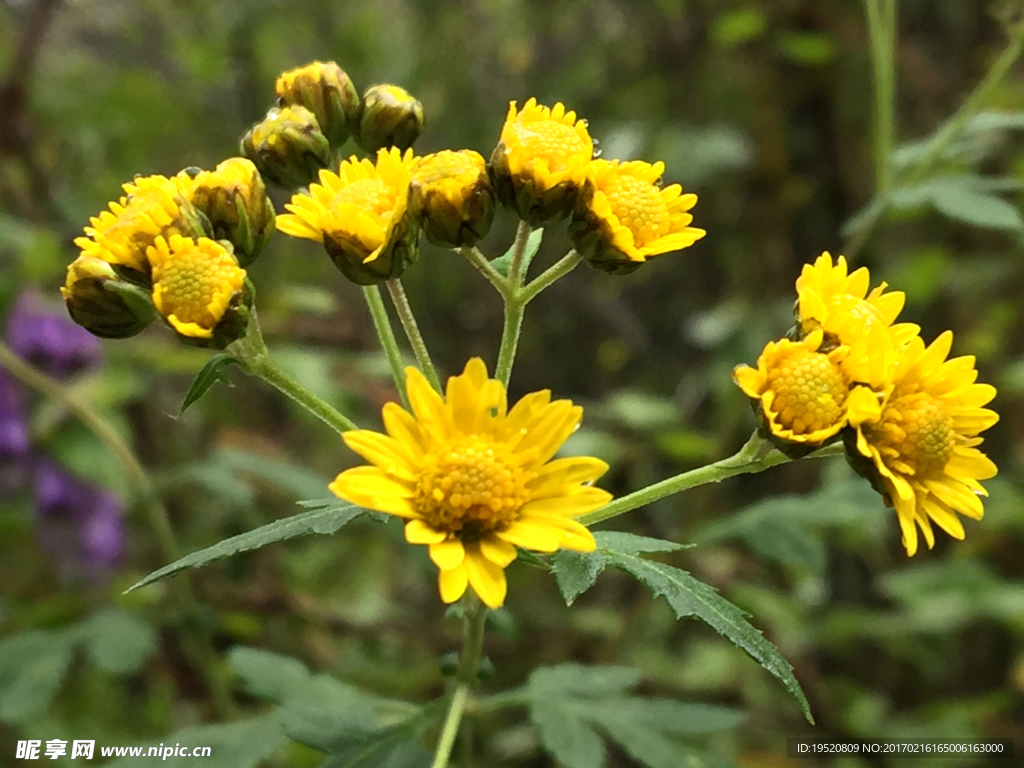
[63,161,271,347]
[241,60,425,189]
[733,254,998,556]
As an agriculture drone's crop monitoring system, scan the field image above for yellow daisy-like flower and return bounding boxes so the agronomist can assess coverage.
[148,234,246,339]
[74,175,199,277]
[408,149,495,248]
[795,252,919,388]
[570,159,706,275]
[490,98,594,226]
[277,147,419,285]
[733,329,851,447]
[846,332,998,556]
[329,359,611,608]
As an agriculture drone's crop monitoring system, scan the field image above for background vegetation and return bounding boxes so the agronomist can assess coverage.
[1,0,1022,765]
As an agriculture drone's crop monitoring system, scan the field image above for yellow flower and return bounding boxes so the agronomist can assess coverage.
[277,147,419,284]
[276,61,360,147]
[490,98,594,226]
[733,329,851,447]
[570,159,706,275]
[408,149,495,248]
[148,235,247,339]
[846,332,998,556]
[329,359,611,608]
[74,175,200,278]
[190,157,276,267]
[795,252,919,388]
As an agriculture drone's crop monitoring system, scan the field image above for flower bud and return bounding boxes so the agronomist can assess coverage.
[241,106,331,190]
[60,256,155,339]
[355,84,424,153]
[275,61,360,148]
[190,158,276,267]
[147,235,250,347]
[490,98,594,227]
[409,150,495,248]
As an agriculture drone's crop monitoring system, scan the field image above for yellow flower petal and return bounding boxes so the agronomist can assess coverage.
[465,547,508,608]
[438,563,469,603]
[328,466,417,517]
[405,519,447,544]
[429,538,466,571]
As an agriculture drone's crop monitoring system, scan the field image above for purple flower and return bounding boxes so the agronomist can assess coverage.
[0,369,29,491]
[5,291,102,380]
[34,459,124,582]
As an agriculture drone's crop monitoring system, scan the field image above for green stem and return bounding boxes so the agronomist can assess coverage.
[459,246,510,299]
[0,339,236,718]
[229,308,358,433]
[432,595,488,768]
[865,0,897,196]
[362,285,410,406]
[494,222,534,387]
[905,20,1024,187]
[386,278,442,392]
[578,434,845,527]
[519,250,583,305]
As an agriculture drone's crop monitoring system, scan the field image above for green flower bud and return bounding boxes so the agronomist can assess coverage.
[241,105,331,190]
[189,158,276,267]
[355,84,424,153]
[60,256,155,339]
[409,150,495,248]
[275,61,360,148]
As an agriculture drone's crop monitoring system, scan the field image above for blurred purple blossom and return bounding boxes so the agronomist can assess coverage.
[5,290,102,379]
[0,369,30,491]
[34,459,125,582]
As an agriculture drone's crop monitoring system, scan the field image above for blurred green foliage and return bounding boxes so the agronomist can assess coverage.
[2,0,1024,766]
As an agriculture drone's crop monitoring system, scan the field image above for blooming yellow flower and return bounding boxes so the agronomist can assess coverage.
[329,359,611,608]
[795,252,919,388]
[148,234,247,339]
[74,175,199,277]
[570,159,706,275]
[490,98,594,226]
[846,332,998,556]
[733,329,851,446]
[277,147,419,284]
[408,149,495,247]
[190,157,276,266]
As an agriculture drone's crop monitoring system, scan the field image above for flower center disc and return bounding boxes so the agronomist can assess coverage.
[602,174,671,248]
[155,242,237,326]
[511,121,588,172]
[765,348,848,435]
[334,178,392,217]
[414,436,532,539]
[872,392,955,479]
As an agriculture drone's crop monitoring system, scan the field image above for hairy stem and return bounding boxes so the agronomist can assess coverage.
[494,221,535,387]
[387,278,442,392]
[362,284,410,406]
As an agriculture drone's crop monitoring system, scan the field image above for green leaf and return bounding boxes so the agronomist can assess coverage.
[103,713,286,767]
[605,553,812,723]
[125,503,371,592]
[177,353,235,417]
[929,183,1024,232]
[530,701,606,768]
[490,228,544,277]
[0,630,75,724]
[528,663,641,698]
[83,608,158,675]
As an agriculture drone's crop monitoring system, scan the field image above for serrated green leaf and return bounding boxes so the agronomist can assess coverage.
[595,531,689,554]
[595,716,712,768]
[84,607,158,675]
[177,353,235,417]
[318,726,432,768]
[490,227,544,277]
[603,552,813,723]
[0,630,75,724]
[103,713,286,768]
[528,663,641,698]
[125,503,370,592]
[530,701,606,768]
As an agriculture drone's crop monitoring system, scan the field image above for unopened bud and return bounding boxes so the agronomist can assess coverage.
[190,158,276,267]
[60,256,154,339]
[355,84,424,153]
[241,106,331,190]
[275,61,360,148]
[409,150,495,248]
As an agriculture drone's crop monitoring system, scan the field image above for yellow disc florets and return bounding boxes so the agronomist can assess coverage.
[765,346,849,437]
[601,171,673,249]
[149,235,246,339]
[865,393,955,480]
[414,436,532,538]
